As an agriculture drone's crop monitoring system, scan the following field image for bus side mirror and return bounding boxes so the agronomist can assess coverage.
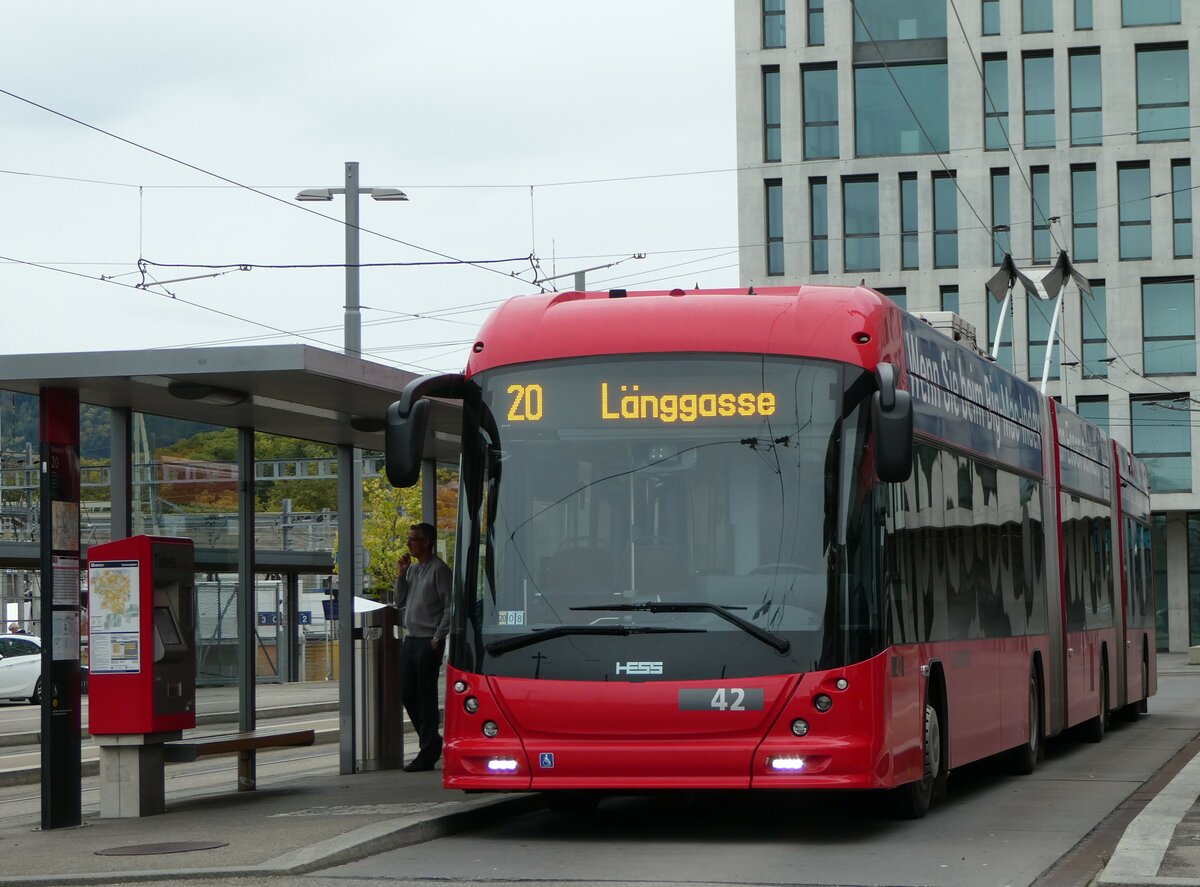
[384,373,466,488]
[871,363,913,483]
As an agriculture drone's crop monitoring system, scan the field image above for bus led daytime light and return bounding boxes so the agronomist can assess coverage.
[770,756,805,771]
[482,720,499,738]
[487,758,519,771]
[464,696,480,714]
[791,718,809,736]
[814,694,832,712]
[453,680,468,694]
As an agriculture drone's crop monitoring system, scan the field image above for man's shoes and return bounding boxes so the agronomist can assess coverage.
[403,757,437,772]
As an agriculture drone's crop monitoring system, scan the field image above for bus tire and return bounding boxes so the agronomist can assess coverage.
[1009,670,1041,775]
[889,701,940,819]
[1081,660,1109,743]
[1138,657,1150,715]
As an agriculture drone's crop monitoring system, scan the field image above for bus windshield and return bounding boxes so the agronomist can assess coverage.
[454,354,878,681]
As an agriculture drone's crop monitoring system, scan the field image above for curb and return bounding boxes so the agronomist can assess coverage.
[1098,752,1200,887]
[0,793,546,886]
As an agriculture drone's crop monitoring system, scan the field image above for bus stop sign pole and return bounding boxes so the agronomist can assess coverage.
[39,386,83,829]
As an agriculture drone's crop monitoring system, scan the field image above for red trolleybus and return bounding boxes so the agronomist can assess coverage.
[385,285,1153,817]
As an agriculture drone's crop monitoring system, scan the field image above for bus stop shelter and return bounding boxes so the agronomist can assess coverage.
[0,343,460,794]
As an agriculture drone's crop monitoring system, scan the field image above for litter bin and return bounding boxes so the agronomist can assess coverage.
[358,605,403,771]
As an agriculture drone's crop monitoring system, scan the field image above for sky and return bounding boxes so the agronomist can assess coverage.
[0,2,739,377]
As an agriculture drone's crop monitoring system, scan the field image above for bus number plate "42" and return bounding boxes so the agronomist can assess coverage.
[678,688,765,711]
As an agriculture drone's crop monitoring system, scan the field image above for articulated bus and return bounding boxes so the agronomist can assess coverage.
[385,285,1154,817]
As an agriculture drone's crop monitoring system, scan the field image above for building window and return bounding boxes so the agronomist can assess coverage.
[1123,0,1181,26]
[877,287,907,311]
[1137,46,1190,143]
[763,0,786,48]
[810,178,828,274]
[940,286,960,313]
[1075,0,1093,29]
[982,0,1000,35]
[843,176,880,272]
[1028,295,1060,381]
[1022,0,1052,32]
[852,0,946,42]
[1075,396,1108,433]
[766,179,784,276]
[802,65,839,160]
[1072,165,1098,263]
[1119,162,1152,261]
[933,172,958,269]
[1069,50,1102,146]
[763,67,781,163]
[855,63,949,156]
[992,168,1010,265]
[988,292,1014,371]
[1174,160,1193,259]
[1032,166,1051,266]
[1081,281,1108,378]
[1132,395,1192,492]
[900,173,919,270]
[1023,52,1055,149]
[1143,277,1196,375]
[808,0,825,45]
[983,55,1009,151]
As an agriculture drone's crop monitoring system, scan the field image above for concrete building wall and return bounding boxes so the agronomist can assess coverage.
[735,0,1199,650]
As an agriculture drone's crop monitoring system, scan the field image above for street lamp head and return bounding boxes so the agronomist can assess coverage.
[368,188,408,202]
[295,188,334,202]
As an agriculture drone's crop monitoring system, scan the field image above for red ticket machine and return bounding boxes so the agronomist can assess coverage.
[87,536,196,735]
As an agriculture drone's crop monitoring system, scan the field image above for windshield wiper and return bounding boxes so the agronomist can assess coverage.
[571,602,790,654]
[485,624,705,656]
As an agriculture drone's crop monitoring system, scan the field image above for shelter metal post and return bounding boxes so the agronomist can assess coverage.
[337,444,357,774]
[237,427,257,788]
[109,407,133,541]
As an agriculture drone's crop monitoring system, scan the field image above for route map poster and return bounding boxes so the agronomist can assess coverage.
[87,560,140,674]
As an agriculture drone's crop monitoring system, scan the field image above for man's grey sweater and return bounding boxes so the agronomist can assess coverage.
[392,556,452,640]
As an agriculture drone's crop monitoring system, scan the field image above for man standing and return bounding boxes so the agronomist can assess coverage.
[393,522,451,772]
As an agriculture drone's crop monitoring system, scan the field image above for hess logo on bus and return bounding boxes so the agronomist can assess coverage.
[615,661,663,675]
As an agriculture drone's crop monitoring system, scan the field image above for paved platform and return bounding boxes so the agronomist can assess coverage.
[1099,654,1200,887]
[0,761,540,887]
[2,665,1200,885]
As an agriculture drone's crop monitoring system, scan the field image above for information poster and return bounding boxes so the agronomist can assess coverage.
[52,556,79,606]
[51,612,79,661]
[87,560,140,674]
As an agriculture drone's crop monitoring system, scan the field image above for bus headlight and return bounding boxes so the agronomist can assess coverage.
[814,694,832,712]
[482,720,499,738]
[453,680,469,693]
[791,718,809,736]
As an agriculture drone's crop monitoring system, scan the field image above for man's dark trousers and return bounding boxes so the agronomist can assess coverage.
[400,635,443,760]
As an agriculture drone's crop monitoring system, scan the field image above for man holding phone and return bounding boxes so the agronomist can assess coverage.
[393,522,452,772]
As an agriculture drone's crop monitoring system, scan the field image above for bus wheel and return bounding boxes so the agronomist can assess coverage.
[889,702,939,819]
[1126,657,1150,719]
[1010,671,1041,775]
[1082,661,1109,743]
[1138,658,1150,715]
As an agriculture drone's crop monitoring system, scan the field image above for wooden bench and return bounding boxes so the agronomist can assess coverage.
[96,727,316,817]
[164,728,316,792]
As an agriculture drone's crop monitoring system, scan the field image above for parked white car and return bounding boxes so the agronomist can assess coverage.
[0,634,42,704]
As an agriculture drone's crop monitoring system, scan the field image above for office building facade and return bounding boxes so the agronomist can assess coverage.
[735,0,1197,650]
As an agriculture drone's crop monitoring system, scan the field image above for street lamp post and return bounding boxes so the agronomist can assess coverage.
[296,162,408,357]
[297,163,406,774]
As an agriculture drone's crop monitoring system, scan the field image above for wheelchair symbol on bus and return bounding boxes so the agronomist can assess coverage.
[539,752,555,769]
